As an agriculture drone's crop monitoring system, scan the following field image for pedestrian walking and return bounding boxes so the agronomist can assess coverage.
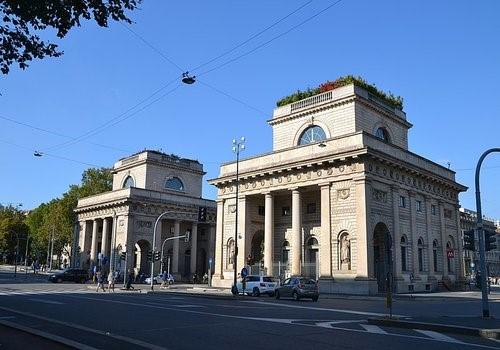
[108,271,115,292]
[126,269,134,290]
[96,271,105,292]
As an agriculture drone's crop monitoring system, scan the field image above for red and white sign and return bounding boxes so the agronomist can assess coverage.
[447,250,455,258]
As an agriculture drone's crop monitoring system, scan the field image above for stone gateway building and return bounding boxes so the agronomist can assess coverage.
[209,82,467,294]
[74,150,216,281]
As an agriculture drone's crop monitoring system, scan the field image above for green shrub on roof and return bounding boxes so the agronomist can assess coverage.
[276,75,404,110]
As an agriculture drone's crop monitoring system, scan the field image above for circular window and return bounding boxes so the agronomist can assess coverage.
[375,127,390,142]
[122,176,135,189]
[298,125,327,145]
[165,177,184,191]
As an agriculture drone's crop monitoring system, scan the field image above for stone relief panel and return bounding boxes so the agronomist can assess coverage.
[372,188,388,203]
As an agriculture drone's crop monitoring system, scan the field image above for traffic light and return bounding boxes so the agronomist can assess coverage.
[120,251,126,260]
[485,230,497,252]
[154,251,161,261]
[185,231,191,243]
[147,250,153,262]
[463,229,475,251]
[198,206,207,222]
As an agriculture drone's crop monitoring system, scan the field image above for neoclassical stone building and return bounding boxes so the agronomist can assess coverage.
[209,83,467,294]
[74,150,216,280]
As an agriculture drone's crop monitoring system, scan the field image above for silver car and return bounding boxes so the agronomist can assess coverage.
[275,277,319,301]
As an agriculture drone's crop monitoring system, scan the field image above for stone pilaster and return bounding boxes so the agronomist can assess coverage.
[425,196,434,277]
[264,193,274,275]
[172,220,180,274]
[391,185,401,277]
[291,188,302,276]
[190,222,198,276]
[214,200,224,279]
[90,219,99,267]
[354,178,370,279]
[439,201,447,276]
[101,218,110,259]
[319,183,332,279]
[409,191,419,276]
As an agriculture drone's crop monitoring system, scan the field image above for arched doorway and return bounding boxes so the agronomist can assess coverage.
[305,237,319,280]
[184,249,191,278]
[373,223,392,292]
[249,230,264,274]
[134,239,151,278]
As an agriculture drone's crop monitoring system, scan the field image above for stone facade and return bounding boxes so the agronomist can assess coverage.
[209,83,467,295]
[460,208,500,277]
[74,150,216,281]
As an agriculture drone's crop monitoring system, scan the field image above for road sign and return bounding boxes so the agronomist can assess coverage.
[241,267,248,278]
[447,250,454,258]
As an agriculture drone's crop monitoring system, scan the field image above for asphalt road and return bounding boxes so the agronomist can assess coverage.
[0,275,499,350]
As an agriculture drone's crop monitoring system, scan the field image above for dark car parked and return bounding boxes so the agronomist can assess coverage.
[48,268,88,283]
[275,277,319,301]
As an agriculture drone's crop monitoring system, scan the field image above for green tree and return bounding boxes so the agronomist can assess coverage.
[0,0,141,74]
[0,205,29,263]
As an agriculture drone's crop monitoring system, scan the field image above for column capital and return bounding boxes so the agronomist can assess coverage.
[318,181,331,188]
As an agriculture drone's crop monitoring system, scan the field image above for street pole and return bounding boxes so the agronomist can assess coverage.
[14,233,19,278]
[123,244,128,289]
[475,148,500,318]
[231,137,245,296]
[24,234,29,277]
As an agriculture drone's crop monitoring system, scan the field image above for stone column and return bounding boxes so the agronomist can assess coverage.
[409,191,419,275]
[392,186,401,277]
[209,224,216,274]
[354,178,370,278]
[264,193,274,275]
[101,218,110,259]
[319,183,332,278]
[214,200,224,279]
[237,196,249,272]
[439,201,447,277]
[90,219,99,266]
[454,204,465,280]
[291,188,302,276]
[172,220,180,274]
[190,222,198,276]
[425,196,434,277]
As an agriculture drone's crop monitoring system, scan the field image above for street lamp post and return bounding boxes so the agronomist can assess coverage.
[24,234,29,277]
[231,137,245,296]
[475,148,500,318]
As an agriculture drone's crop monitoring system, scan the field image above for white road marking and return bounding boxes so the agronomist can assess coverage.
[57,294,499,349]
[0,316,15,319]
[414,329,464,344]
[360,324,388,334]
[315,320,366,328]
[28,298,64,305]
[171,304,205,308]
[244,301,407,317]
[0,305,168,350]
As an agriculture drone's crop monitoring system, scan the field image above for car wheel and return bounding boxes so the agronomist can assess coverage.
[252,287,260,297]
[57,278,62,283]
[268,291,275,297]
[292,291,300,301]
[312,296,319,302]
[275,290,280,300]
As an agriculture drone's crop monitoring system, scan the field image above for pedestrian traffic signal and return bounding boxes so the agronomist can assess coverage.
[198,206,207,222]
[485,230,497,252]
[463,229,475,251]
[154,251,161,261]
[147,250,153,262]
[185,231,191,243]
[120,252,126,260]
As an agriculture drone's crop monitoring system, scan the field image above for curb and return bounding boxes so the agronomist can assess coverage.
[0,319,95,349]
[146,289,257,301]
[367,317,500,339]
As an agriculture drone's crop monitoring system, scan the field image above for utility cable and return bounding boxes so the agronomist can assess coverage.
[189,1,313,73]
[0,114,132,153]
[197,0,344,77]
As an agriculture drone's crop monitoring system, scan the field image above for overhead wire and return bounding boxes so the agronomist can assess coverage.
[196,0,344,77]
[189,0,313,73]
[0,114,132,153]
[0,139,104,168]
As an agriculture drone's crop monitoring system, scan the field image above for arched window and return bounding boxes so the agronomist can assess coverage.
[432,240,439,272]
[122,176,135,189]
[400,235,408,272]
[298,125,327,145]
[375,127,391,142]
[226,239,235,269]
[165,177,184,191]
[418,237,424,272]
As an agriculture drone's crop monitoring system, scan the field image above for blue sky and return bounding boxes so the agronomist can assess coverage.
[0,0,499,218]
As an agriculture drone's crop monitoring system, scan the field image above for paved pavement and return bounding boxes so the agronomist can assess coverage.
[0,274,499,349]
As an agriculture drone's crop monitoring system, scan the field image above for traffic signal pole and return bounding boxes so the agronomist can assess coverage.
[475,148,500,318]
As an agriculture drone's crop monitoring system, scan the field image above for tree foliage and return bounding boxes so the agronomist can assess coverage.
[0,204,29,263]
[0,0,141,74]
[22,167,112,264]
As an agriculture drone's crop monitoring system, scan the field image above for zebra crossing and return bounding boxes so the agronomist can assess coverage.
[0,286,92,297]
